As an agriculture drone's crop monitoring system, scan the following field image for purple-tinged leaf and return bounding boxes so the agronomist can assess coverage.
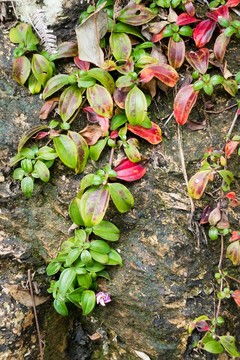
[110,32,132,61]
[185,2,196,16]
[12,56,31,85]
[87,84,113,118]
[214,33,230,63]
[168,38,185,69]
[199,205,212,224]
[68,131,89,174]
[74,56,90,70]
[43,74,71,100]
[50,41,78,60]
[59,85,82,122]
[31,54,53,86]
[186,48,209,74]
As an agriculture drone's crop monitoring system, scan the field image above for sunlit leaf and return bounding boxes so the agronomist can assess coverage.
[107,249,123,266]
[59,85,82,122]
[188,170,212,199]
[12,56,31,85]
[117,4,156,26]
[193,19,216,48]
[28,73,42,94]
[174,85,199,125]
[87,84,113,118]
[186,48,209,74]
[125,86,147,126]
[225,140,240,158]
[87,68,115,94]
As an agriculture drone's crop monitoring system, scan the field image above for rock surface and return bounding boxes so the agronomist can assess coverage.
[0,4,240,360]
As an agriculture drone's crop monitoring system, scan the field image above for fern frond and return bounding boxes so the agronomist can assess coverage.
[29,10,57,54]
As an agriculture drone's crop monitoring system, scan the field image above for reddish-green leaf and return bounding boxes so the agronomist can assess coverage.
[108,183,134,213]
[140,64,179,87]
[68,131,89,174]
[59,85,82,122]
[31,54,53,86]
[53,134,78,169]
[226,241,240,265]
[188,170,212,199]
[117,4,156,26]
[43,74,71,99]
[206,5,230,21]
[87,68,115,94]
[125,86,147,126]
[214,33,230,63]
[174,84,199,125]
[12,56,31,85]
[80,186,110,227]
[186,48,209,74]
[113,87,131,109]
[222,79,238,97]
[110,32,132,61]
[87,84,113,118]
[127,122,162,144]
[168,38,185,69]
[225,140,240,158]
[114,158,146,182]
[50,41,78,60]
[193,19,216,48]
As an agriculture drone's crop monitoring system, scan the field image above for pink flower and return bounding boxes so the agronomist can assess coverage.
[96,292,111,306]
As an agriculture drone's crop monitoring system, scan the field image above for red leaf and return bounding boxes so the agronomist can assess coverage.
[74,56,90,70]
[114,158,146,182]
[33,131,50,140]
[229,231,240,242]
[176,13,199,26]
[225,140,240,158]
[214,33,230,63]
[39,98,59,120]
[110,130,118,139]
[186,48,209,74]
[226,0,240,6]
[140,64,179,87]
[84,106,106,123]
[193,19,216,48]
[174,84,199,125]
[127,122,162,144]
[195,320,211,332]
[225,191,236,200]
[152,29,165,43]
[168,38,185,69]
[232,290,240,307]
[206,5,230,21]
[185,2,195,16]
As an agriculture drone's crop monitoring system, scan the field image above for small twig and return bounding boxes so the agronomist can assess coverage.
[109,142,115,167]
[164,111,174,126]
[205,103,237,115]
[225,274,240,285]
[226,109,239,139]
[27,270,44,360]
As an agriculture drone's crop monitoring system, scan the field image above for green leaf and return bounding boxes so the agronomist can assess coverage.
[80,186,110,227]
[34,160,50,182]
[97,270,111,280]
[222,79,238,97]
[125,86,147,126]
[188,170,212,199]
[31,54,53,86]
[219,335,240,356]
[81,249,93,266]
[37,146,58,161]
[17,126,49,152]
[59,85,83,122]
[9,23,30,44]
[21,176,34,198]
[117,4,156,26]
[89,250,109,264]
[111,114,128,130]
[77,273,92,288]
[20,148,35,159]
[65,248,81,267]
[107,249,123,266]
[108,183,134,213]
[203,341,224,354]
[67,287,84,305]
[78,174,96,197]
[54,299,68,316]
[21,159,33,173]
[110,32,132,61]
[92,220,120,241]
[10,153,25,167]
[81,290,96,315]
[12,56,31,86]
[87,84,113,118]
[58,268,76,296]
[77,76,96,88]
[43,74,71,100]
[13,168,25,181]
[87,68,115,94]
[69,197,85,226]
[218,170,234,188]
[46,261,62,276]
[28,73,42,94]
[53,134,78,169]
[114,22,144,40]
[68,131,89,174]
[85,261,105,272]
[90,240,111,253]
[89,138,108,161]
